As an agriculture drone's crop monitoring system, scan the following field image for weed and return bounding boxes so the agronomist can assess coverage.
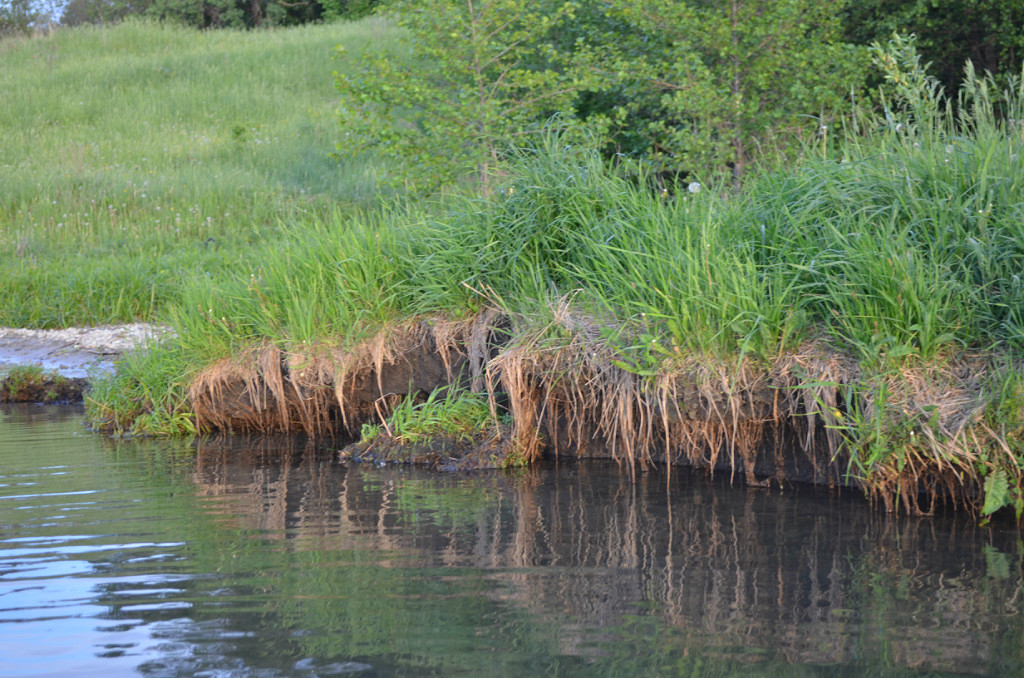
[363,386,498,445]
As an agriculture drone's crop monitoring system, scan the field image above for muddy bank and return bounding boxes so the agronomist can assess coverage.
[181,313,861,492]
[0,367,89,404]
[340,423,517,472]
[93,310,1009,516]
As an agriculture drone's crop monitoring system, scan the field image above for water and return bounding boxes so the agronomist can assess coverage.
[1,404,1023,677]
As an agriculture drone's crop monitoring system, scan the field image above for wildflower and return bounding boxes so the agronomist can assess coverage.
[945,145,953,154]
[687,182,701,194]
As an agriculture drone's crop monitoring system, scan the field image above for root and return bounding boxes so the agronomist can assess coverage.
[185,306,1022,518]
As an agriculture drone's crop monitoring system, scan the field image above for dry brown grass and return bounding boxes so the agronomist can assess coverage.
[185,304,1020,516]
[189,311,502,436]
[837,357,1006,516]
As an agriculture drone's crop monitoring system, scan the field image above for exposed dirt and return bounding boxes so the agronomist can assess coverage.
[0,371,89,404]
[0,324,173,379]
[0,323,174,403]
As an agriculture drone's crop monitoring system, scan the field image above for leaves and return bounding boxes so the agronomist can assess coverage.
[983,468,1010,516]
[334,0,592,194]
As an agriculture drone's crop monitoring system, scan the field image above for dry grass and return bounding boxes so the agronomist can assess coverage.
[183,302,1022,518]
[189,311,501,436]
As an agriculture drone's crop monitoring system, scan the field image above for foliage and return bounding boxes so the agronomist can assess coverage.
[319,0,377,21]
[363,386,497,445]
[844,0,1024,95]
[333,0,595,193]
[58,0,373,28]
[0,0,58,35]
[578,0,870,184]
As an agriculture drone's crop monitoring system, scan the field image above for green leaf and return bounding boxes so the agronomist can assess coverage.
[982,468,1010,516]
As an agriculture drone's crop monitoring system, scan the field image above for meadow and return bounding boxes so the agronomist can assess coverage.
[5,19,1024,519]
[0,17,398,326]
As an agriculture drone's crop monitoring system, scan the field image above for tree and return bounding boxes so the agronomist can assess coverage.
[844,0,1024,94]
[60,0,147,26]
[334,0,594,193]
[59,0,347,29]
[143,0,245,28]
[599,0,869,185]
[319,0,377,21]
[1,0,59,35]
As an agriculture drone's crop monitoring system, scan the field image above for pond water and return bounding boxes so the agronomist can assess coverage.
[2,404,1023,677]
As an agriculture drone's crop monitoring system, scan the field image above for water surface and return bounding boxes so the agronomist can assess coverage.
[1,403,1022,677]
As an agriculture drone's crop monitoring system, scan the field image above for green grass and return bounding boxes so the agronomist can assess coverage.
[361,386,497,446]
[0,364,70,402]
[0,17,402,327]
[97,54,1024,515]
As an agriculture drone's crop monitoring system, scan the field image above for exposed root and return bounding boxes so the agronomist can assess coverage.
[835,357,1003,516]
[190,311,504,436]
[771,338,860,484]
[184,306,1023,518]
[190,342,337,434]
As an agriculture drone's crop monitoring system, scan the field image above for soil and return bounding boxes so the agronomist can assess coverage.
[340,424,517,472]
[0,374,90,404]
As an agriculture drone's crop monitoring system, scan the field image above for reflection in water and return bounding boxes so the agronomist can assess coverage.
[191,435,1024,675]
[2,403,1023,677]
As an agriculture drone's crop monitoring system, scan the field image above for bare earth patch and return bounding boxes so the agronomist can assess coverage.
[0,324,174,379]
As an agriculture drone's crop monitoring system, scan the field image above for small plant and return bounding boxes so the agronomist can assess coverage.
[362,386,498,445]
[360,421,380,442]
[85,339,196,435]
[4,365,48,395]
[1,365,75,403]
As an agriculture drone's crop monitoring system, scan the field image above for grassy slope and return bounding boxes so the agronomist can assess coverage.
[0,17,399,327]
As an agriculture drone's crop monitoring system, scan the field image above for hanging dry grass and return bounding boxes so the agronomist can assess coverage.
[832,356,1009,516]
[189,342,338,434]
[188,310,505,436]
[185,304,1023,518]
[483,299,817,484]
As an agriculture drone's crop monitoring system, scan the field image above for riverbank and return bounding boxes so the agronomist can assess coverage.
[6,21,1024,520]
[87,89,1024,517]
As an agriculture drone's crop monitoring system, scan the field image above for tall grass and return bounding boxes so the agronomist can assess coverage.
[0,17,403,326]
[152,52,1024,371]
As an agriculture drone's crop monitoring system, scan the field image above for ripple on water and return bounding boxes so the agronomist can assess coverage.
[2,403,1024,677]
